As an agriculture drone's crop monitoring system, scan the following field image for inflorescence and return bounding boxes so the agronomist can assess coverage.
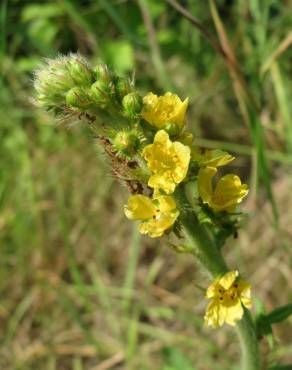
[34,54,251,328]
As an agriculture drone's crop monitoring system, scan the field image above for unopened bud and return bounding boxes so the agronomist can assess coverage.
[164,122,180,137]
[93,64,111,81]
[67,57,94,86]
[122,92,142,118]
[90,80,115,107]
[178,131,194,146]
[34,57,74,113]
[66,87,91,110]
[34,55,94,114]
[115,77,131,102]
[113,130,141,157]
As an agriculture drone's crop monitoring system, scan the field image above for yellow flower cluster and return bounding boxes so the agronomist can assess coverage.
[35,55,253,330]
[125,93,191,238]
[124,91,249,239]
[204,271,251,328]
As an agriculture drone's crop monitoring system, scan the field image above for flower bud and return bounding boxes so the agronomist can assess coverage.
[34,69,69,113]
[122,92,142,118]
[113,129,142,157]
[66,87,91,110]
[93,64,111,81]
[178,131,194,146]
[115,77,131,102]
[164,122,180,137]
[90,80,115,108]
[67,56,94,86]
[34,55,93,114]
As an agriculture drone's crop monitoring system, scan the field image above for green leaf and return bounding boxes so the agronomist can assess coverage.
[268,366,292,370]
[256,313,273,338]
[265,304,292,324]
[256,303,292,345]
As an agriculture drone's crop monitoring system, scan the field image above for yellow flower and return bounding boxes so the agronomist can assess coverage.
[124,194,179,238]
[142,92,189,130]
[143,130,191,194]
[198,166,248,212]
[204,271,252,328]
[192,148,234,168]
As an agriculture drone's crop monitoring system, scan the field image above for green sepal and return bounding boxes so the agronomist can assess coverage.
[197,209,213,225]
[213,225,237,250]
[164,122,180,137]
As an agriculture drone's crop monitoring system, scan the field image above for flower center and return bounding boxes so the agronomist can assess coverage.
[218,283,239,303]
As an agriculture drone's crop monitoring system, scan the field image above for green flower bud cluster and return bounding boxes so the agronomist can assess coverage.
[34,54,146,162]
[34,54,94,114]
[34,54,143,123]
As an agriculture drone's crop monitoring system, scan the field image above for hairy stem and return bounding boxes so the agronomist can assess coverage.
[237,311,261,370]
[173,186,227,277]
[173,186,261,370]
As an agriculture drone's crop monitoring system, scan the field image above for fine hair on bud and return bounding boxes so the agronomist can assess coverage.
[122,92,143,118]
[66,87,92,110]
[34,54,94,114]
[114,76,132,102]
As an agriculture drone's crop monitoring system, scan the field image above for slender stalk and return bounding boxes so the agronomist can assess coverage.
[237,311,261,370]
[173,186,261,370]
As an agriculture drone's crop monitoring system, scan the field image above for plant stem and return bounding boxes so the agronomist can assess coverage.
[173,186,261,370]
[173,186,227,277]
[237,310,261,370]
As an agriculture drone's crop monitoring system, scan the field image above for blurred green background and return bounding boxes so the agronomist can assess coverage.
[0,0,292,369]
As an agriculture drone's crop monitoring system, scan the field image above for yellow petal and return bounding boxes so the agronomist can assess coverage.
[156,195,177,213]
[170,96,189,128]
[206,279,219,299]
[153,129,172,147]
[201,149,235,168]
[173,141,191,170]
[219,271,238,290]
[139,221,164,238]
[124,195,156,221]
[204,299,227,328]
[139,208,179,238]
[224,299,244,326]
[238,280,252,309]
[148,174,176,195]
[142,92,159,126]
[213,174,249,212]
[198,167,217,204]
